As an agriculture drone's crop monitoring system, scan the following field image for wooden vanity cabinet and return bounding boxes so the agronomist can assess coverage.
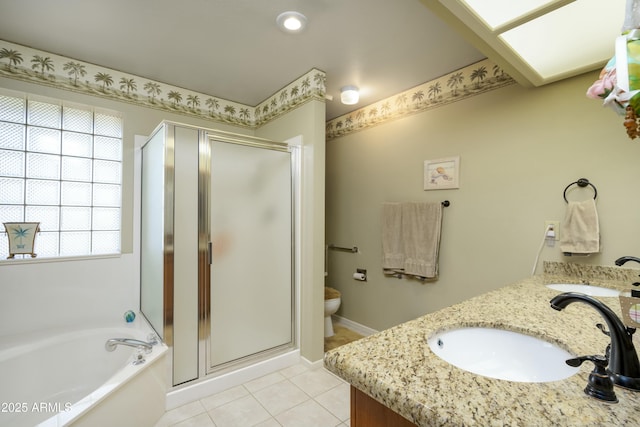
[351,386,418,427]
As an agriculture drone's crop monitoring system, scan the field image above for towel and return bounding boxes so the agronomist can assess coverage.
[559,199,600,255]
[401,202,442,278]
[381,202,443,279]
[381,203,404,271]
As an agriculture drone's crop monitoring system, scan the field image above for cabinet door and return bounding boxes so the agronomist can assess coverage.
[351,386,417,427]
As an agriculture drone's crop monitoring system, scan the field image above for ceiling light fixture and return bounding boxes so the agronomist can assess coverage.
[340,85,359,105]
[276,11,307,33]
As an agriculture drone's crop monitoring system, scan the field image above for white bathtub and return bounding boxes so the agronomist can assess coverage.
[0,317,168,427]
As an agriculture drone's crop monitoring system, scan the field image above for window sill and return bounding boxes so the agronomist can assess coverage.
[0,253,122,266]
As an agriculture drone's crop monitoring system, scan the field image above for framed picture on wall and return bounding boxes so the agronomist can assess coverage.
[424,156,460,190]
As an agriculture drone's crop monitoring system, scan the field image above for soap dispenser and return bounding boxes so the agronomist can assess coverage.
[566,355,617,403]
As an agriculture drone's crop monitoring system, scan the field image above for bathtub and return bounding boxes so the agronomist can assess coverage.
[0,317,168,427]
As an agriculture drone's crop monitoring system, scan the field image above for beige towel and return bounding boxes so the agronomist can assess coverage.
[560,199,599,255]
[401,202,442,278]
[381,202,442,279]
[381,203,404,271]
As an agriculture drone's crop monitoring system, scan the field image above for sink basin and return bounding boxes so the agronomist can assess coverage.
[546,283,620,297]
[427,327,579,382]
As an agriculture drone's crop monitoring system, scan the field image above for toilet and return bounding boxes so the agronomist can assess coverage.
[324,287,341,338]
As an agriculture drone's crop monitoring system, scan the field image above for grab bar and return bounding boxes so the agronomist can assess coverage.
[328,244,358,253]
[105,337,156,353]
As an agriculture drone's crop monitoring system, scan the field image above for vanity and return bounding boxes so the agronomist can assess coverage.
[323,263,640,426]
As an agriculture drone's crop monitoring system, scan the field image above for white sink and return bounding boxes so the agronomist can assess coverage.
[427,327,579,382]
[546,283,620,297]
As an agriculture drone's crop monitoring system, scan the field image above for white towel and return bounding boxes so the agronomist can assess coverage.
[560,199,600,255]
[381,202,443,279]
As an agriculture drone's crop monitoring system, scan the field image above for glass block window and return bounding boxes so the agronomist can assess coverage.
[0,90,123,259]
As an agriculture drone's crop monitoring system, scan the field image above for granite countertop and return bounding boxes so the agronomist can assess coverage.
[323,262,640,426]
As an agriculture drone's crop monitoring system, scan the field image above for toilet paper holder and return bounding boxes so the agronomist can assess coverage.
[353,268,367,281]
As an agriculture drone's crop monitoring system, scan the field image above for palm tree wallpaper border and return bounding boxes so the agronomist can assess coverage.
[0,39,514,136]
[325,59,515,140]
[0,40,326,129]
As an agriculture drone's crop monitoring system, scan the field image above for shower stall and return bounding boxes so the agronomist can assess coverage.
[140,121,297,387]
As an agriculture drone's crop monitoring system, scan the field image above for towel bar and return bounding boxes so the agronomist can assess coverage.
[563,178,597,203]
[328,244,358,253]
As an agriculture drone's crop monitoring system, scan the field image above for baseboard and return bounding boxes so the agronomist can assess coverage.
[332,315,378,336]
[300,356,325,370]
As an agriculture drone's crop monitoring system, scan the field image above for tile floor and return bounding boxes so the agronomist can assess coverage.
[154,363,350,427]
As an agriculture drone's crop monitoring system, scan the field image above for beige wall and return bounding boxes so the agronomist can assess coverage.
[326,71,640,331]
[256,99,327,362]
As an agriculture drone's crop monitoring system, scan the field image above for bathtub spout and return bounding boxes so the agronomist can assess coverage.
[105,338,154,353]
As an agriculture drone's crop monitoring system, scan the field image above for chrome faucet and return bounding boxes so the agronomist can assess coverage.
[550,292,640,391]
[105,337,155,353]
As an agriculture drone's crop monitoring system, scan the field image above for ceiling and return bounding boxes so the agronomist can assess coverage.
[0,0,485,120]
[0,0,625,122]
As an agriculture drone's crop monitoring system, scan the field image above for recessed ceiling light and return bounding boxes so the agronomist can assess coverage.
[276,11,307,33]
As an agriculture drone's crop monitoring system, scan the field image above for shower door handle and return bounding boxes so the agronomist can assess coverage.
[208,241,212,265]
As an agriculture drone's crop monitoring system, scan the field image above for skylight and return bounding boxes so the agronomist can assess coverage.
[422,0,626,87]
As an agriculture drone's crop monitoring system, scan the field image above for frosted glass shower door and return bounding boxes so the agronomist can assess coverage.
[208,139,293,369]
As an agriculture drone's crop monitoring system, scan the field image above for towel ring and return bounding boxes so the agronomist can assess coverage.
[563,178,597,203]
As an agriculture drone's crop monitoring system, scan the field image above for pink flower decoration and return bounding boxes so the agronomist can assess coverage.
[587,68,617,99]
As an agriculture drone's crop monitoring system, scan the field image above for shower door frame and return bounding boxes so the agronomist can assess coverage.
[198,130,299,376]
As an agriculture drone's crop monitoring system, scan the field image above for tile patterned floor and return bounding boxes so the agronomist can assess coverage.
[154,363,350,427]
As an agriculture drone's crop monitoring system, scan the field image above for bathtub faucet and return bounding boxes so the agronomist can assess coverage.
[550,292,640,391]
[105,338,155,354]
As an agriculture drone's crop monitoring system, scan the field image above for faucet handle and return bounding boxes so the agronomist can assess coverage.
[565,354,605,368]
[133,347,147,365]
[566,355,618,403]
[146,333,159,346]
